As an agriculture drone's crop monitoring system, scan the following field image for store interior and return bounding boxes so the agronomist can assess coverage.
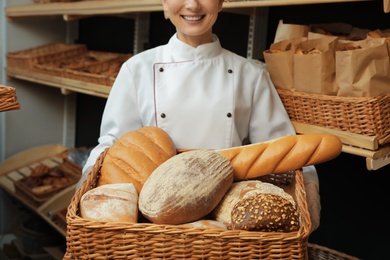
[1,1,390,259]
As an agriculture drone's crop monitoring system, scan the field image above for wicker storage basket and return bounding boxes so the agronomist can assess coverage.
[33,50,124,82]
[277,89,390,145]
[7,42,87,70]
[62,53,132,86]
[0,85,20,112]
[308,243,361,260]
[65,149,312,260]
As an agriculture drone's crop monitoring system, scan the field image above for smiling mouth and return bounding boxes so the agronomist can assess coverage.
[182,15,204,21]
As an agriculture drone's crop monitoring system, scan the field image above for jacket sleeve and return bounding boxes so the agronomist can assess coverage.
[77,61,142,188]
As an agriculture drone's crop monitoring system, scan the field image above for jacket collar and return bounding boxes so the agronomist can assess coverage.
[167,33,223,61]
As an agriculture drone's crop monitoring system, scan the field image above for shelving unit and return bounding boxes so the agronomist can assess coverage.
[5,0,389,171]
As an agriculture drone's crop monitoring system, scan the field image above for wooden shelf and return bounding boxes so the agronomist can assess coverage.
[6,67,110,98]
[7,67,390,170]
[0,144,75,237]
[6,0,371,18]
[293,122,390,170]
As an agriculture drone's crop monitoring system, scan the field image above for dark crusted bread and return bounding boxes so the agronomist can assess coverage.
[231,193,300,232]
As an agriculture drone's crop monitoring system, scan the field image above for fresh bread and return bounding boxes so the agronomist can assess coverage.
[231,193,300,232]
[217,133,342,181]
[98,126,177,193]
[179,220,228,230]
[138,150,234,225]
[213,180,295,229]
[80,183,138,222]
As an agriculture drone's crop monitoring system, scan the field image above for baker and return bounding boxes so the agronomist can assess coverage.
[76,0,321,232]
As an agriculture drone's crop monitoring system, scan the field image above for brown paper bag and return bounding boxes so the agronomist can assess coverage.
[385,0,390,13]
[336,38,390,97]
[367,29,390,54]
[293,36,338,95]
[274,20,309,43]
[263,38,306,90]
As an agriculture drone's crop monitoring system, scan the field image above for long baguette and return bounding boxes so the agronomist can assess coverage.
[216,133,342,181]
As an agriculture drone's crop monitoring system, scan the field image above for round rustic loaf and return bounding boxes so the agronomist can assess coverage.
[138,150,234,225]
[80,183,138,222]
[231,193,300,232]
[98,126,177,193]
[213,180,296,229]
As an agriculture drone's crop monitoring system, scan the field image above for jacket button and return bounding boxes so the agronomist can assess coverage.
[159,68,164,72]
[227,113,232,118]
[161,113,166,118]
[228,69,233,73]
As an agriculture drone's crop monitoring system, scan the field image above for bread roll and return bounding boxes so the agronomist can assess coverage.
[179,220,227,230]
[231,193,300,232]
[213,180,295,229]
[217,133,342,181]
[98,126,176,193]
[80,183,138,222]
[139,150,234,225]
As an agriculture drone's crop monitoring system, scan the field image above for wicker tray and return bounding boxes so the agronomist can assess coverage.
[33,50,124,82]
[62,53,132,86]
[7,42,87,70]
[0,85,20,112]
[308,243,361,260]
[15,159,81,206]
[65,149,311,260]
[277,89,390,145]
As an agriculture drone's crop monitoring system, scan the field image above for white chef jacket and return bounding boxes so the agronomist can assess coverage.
[79,33,318,188]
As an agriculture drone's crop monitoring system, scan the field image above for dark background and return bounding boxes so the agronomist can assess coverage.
[74,1,390,259]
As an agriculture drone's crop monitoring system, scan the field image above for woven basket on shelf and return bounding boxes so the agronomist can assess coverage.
[277,89,390,145]
[308,243,362,260]
[33,50,124,83]
[0,85,20,112]
[7,42,87,70]
[62,53,132,86]
[65,148,312,260]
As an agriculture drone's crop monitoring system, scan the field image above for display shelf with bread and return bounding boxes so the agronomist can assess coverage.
[6,43,132,98]
[0,144,82,237]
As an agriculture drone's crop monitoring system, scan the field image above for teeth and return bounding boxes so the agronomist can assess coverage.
[183,16,202,21]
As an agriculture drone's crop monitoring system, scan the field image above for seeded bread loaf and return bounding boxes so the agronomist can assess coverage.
[139,150,234,225]
[213,180,295,229]
[231,193,300,232]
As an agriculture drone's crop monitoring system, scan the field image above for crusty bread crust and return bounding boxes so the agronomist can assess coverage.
[217,133,342,181]
[98,126,177,193]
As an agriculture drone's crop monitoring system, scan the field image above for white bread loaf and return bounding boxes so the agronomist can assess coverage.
[80,183,138,222]
[213,180,295,229]
[138,150,234,225]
